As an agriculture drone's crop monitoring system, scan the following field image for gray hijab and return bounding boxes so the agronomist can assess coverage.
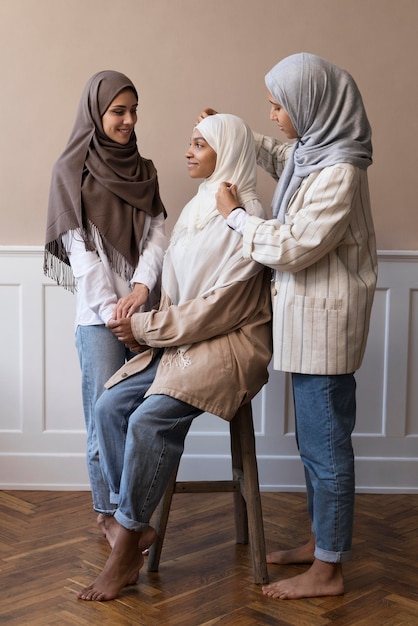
[265,53,373,220]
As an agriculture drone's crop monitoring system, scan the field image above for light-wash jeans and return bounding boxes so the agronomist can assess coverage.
[75,324,134,513]
[95,353,202,531]
[292,372,356,563]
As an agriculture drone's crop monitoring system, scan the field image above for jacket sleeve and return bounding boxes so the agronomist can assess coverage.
[130,270,269,348]
[253,132,291,182]
[242,164,358,273]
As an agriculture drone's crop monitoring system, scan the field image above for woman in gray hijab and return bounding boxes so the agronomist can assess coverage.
[203,52,377,600]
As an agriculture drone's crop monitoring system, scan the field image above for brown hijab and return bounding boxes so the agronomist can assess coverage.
[44,70,166,290]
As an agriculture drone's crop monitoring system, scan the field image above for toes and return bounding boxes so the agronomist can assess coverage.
[77,586,106,602]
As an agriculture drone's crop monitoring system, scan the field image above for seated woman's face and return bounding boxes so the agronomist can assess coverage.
[185,128,217,179]
[101,88,138,144]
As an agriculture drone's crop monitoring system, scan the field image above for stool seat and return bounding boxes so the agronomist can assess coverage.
[147,402,269,584]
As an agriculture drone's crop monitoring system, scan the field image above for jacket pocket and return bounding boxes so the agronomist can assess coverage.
[294,294,343,311]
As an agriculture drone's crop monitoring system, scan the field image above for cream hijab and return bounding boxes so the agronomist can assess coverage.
[164,114,263,306]
[265,53,373,220]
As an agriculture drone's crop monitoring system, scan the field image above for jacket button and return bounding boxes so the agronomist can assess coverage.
[121,372,128,378]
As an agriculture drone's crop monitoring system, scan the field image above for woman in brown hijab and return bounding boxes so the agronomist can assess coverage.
[44,70,167,542]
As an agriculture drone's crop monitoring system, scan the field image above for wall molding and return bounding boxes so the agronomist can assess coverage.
[1,247,418,492]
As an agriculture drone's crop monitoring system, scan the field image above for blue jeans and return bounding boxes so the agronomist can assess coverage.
[75,324,133,513]
[292,373,356,563]
[95,354,202,531]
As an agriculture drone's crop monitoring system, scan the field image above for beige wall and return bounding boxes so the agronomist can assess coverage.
[0,0,416,249]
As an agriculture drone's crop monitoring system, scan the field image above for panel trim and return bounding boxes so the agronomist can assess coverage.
[1,247,417,492]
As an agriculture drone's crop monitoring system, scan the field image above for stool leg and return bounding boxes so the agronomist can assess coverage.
[235,403,269,585]
[147,460,180,572]
[230,412,248,544]
[147,405,268,584]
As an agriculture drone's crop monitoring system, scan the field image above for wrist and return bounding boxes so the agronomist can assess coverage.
[132,282,150,295]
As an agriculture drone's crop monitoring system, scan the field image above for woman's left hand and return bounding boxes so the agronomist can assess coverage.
[112,283,149,320]
[216,182,239,218]
[195,108,218,125]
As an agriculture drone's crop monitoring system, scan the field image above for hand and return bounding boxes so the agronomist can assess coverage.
[107,317,138,349]
[112,283,149,320]
[195,108,218,125]
[128,342,151,354]
[216,182,239,218]
[108,318,150,352]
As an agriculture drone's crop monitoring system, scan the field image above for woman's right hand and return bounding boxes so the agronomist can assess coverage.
[216,182,239,218]
[195,108,218,124]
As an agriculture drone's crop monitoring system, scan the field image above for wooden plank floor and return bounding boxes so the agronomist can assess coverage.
[1,491,418,625]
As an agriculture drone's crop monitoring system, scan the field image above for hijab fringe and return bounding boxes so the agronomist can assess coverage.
[90,221,136,284]
[44,221,136,293]
[44,245,77,293]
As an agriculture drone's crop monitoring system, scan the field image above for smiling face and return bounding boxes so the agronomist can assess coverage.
[101,87,138,144]
[267,90,299,139]
[185,128,217,179]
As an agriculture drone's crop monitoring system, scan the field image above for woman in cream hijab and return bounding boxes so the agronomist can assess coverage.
[77,113,272,601]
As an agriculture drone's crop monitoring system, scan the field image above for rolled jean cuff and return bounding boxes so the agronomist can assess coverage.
[314,547,351,563]
[93,505,117,515]
[114,509,150,532]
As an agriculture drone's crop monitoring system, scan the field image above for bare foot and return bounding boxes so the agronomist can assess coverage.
[138,525,156,553]
[262,559,345,600]
[97,514,155,554]
[97,513,119,548]
[266,534,315,565]
[97,513,107,537]
[77,525,156,601]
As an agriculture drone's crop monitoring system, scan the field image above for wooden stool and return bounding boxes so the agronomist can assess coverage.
[147,402,269,584]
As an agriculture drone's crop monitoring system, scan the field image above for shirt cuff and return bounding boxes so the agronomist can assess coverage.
[242,214,266,259]
[226,208,249,235]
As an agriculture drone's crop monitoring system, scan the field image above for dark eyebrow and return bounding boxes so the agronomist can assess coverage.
[193,135,207,142]
[109,102,138,109]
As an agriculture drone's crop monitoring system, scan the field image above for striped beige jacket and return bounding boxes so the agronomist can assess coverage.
[243,134,378,375]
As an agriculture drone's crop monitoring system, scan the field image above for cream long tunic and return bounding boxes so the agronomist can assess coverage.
[105,200,272,421]
[243,133,377,375]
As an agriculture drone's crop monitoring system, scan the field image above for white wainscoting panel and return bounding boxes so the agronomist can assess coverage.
[0,247,417,492]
